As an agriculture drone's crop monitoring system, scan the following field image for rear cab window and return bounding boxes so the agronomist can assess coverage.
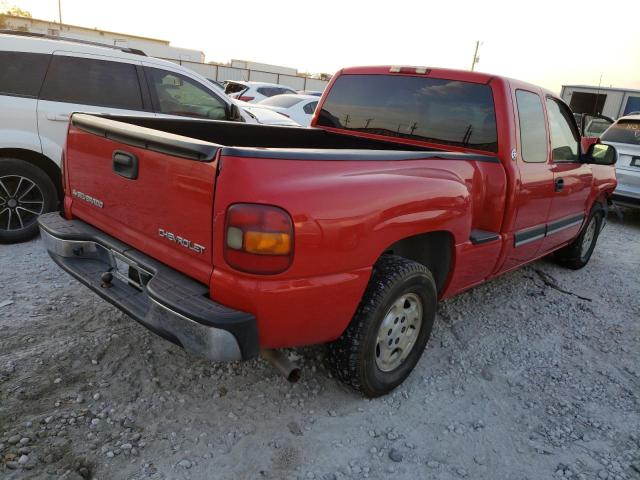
[601,119,640,145]
[0,51,51,98]
[316,74,498,152]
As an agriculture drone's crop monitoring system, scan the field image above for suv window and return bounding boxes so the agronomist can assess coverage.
[546,98,579,162]
[40,56,143,109]
[303,101,318,114]
[316,74,498,152]
[601,119,640,145]
[0,51,50,98]
[515,90,547,163]
[146,68,227,120]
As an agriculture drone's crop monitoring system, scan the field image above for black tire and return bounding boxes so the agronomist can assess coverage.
[554,207,604,270]
[0,158,58,244]
[327,255,437,397]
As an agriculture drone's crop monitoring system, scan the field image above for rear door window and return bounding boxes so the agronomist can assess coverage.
[40,56,143,109]
[145,67,227,120]
[257,87,278,97]
[515,90,548,163]
[316,74,498,152]
[601,119,640,145]
[0,51,51,98]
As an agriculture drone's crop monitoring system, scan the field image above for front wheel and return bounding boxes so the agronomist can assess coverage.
[326,255,437,397]
[0,158,58,244]
[554,207,604,270]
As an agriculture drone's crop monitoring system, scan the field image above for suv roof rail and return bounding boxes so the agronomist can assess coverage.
[0,29,147,56]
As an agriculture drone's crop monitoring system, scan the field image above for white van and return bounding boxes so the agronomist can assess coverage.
[0,31,256,243]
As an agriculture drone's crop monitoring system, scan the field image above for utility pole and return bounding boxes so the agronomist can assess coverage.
[58,0,63,26]
[470,40,481,71]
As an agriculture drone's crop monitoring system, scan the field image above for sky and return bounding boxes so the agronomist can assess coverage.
[4,0,640,94]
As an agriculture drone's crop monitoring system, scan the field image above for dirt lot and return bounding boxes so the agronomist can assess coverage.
[1,211,639,480]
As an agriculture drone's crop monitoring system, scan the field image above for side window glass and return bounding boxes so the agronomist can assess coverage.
[546,98,579,162]
[303,101,318,114]
[146,67,227,120]
[40,56,143,109]
[0,52,50,97]
[515,90,548,163]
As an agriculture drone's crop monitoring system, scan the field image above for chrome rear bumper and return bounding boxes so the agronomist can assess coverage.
[38,213,258,362]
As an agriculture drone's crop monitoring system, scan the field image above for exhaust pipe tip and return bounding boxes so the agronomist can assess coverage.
[261,348,301,383]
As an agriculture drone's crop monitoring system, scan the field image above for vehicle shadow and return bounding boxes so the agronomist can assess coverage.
[609,205,640,230]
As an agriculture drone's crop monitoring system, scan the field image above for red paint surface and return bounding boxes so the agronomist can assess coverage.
[64,67,617,349]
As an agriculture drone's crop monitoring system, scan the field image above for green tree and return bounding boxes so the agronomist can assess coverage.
[0,3,32,29]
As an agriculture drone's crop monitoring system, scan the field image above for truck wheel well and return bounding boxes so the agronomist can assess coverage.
[0,149,62,201]
[382,231,453,293]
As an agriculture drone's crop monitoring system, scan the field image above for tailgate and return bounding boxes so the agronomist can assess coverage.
[63,114,220,284]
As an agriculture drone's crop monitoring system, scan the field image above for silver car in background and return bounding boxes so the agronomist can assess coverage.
[601,115,640,208]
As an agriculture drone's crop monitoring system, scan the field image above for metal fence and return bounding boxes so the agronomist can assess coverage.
[159,58,330,92]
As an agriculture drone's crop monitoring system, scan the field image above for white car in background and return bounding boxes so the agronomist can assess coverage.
[240,103,301,126]
[224,81,297,103]
[601,114,640,208]
[249,95,319,126]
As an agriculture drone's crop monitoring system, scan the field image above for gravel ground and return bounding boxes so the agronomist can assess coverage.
[1,210,639,480]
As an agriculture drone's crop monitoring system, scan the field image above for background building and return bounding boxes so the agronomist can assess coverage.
[0,14,204,61]
[561,85,640,119]
[0,13,330,91]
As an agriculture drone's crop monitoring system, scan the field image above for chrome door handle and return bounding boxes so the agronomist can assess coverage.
[45,113,70,122]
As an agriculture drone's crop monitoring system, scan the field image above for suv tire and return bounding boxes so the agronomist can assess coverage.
[327,255,437,397]
[0,158,57,244]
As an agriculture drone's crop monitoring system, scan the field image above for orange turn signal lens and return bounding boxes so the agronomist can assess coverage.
[244,231,291,255]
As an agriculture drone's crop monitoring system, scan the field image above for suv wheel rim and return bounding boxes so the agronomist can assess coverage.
[375,292,423,372]
[580,217,597,259]
[0,175,45,231]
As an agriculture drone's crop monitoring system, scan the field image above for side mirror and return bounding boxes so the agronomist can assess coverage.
[583,143,617,165]
[226,103,242,122]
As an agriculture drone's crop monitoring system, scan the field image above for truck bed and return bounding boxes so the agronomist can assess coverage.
[71,114,498,163]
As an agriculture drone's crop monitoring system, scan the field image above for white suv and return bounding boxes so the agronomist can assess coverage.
[0,31,252,243]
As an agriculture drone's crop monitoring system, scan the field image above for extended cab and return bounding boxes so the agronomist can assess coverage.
[38,66,618,397]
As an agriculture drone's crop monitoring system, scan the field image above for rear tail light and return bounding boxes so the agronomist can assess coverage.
[238,96,255,102]
[224,203,294,274]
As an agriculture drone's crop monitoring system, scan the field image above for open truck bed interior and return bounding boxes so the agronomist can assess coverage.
[70,114,500,163]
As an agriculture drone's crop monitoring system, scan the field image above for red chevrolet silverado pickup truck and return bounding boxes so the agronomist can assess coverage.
[37,66,618,397]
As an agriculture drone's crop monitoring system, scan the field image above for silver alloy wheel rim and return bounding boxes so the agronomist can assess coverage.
[375,292,423,372]
[0,175,45,231]
[580,217,597,259]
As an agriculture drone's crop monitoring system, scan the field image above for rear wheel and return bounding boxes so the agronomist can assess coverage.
[0,159,57,244]
[554,207,604,270]
[327,255,437,397]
